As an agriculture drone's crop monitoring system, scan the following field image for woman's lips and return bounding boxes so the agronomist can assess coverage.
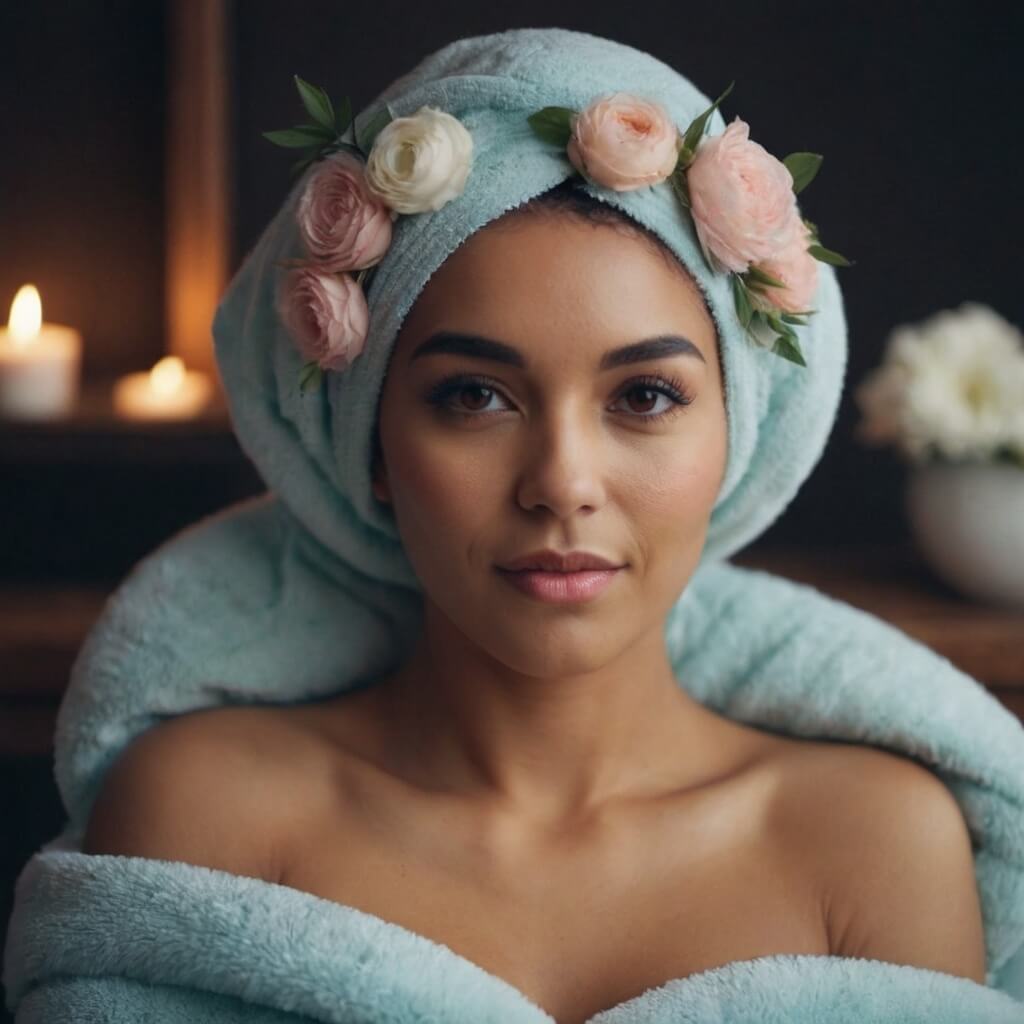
[495,567,622,603]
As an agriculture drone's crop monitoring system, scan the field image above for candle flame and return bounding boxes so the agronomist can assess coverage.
[8,285,42,347]
[150,356,186,395]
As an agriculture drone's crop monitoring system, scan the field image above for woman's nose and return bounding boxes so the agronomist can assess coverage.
[514,407,610,517]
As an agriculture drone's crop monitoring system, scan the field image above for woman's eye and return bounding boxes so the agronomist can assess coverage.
[615,384,683,419]
[424,378,511,418]
[451,383,506,414]
[426,375,693,422]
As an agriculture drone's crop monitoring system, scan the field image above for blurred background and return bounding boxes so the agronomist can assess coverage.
[2,2,1023,1007]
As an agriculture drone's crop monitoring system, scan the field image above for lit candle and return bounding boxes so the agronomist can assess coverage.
[113,355,214,420]
[0,284,83,419]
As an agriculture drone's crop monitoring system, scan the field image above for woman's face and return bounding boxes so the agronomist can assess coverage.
[371,212,728,676]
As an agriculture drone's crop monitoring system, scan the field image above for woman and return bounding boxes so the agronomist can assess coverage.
[8,26,1024,1024]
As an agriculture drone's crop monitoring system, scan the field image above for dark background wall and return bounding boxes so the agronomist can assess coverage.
[0,2,168,379]
[2,0,1022,562]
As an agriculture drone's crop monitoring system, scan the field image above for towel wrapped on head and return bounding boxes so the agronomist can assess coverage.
[5,25,1024,1023]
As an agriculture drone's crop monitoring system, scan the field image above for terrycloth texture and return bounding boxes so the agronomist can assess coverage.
[4,492,1024,1022]
[6,24,1024,1022]
[6,837,1024,1024]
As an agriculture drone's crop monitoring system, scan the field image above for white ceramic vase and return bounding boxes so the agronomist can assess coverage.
[905,460,1024,609]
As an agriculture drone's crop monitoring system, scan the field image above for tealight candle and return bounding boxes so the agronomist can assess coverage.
[113,355,214,420]
[0,284,83,419]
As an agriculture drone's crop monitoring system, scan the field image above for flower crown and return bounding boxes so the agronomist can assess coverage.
[266,75,852,394]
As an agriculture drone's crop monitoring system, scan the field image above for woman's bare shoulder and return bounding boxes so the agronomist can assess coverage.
[769,738,987,983]
[80,704,309,882]
[768,737,968,873]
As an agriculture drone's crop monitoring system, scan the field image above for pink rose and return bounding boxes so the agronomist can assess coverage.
[276,266,369,372]
[296,152,394,273]
[566,92,681,191]
[753,218,819,314]
[686,117,800,274]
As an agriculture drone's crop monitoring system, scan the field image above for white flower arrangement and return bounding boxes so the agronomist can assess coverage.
[854,301,1024,468]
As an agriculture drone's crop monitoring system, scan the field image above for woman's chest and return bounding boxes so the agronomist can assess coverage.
[272,755,830,1024]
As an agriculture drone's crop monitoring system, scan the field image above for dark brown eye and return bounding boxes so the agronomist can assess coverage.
[622,386,662,415]
[457,385,494,412]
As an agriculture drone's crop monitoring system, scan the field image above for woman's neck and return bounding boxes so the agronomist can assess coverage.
[365,611,739,826]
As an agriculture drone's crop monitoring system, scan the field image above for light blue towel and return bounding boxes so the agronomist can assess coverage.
[5,25,1024,1022]
[7,832,1024,1024]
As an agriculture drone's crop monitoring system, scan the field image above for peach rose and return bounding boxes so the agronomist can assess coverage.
[276,266,369,372]
[566,92,681,191]
[296,152,394,273]
[753,218,819,314]
[686,117,800,274]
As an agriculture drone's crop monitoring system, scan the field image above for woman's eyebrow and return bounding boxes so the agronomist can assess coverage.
[408,330,706,369]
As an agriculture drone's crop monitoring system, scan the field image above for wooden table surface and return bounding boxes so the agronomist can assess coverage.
[2,542,1022,756]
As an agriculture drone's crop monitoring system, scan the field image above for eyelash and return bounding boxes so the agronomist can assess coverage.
[424,372,695,423]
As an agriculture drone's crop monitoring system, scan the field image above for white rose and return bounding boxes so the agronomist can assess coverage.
[364,105,474,215]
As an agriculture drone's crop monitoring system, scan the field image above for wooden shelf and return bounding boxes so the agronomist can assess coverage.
[0,373,236,463]
[0,584,110,700]
[2,542,1022,756]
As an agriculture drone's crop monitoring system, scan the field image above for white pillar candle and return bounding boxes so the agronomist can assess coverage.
[113,355,213,420]
[0,284,82,419]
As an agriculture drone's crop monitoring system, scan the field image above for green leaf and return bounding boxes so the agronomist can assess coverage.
[299,360,324,394]
[294,75,335,132]
[745,266,782,290]
[295,121,336,140]
[527,106,575,147]
[808,243,854,267]
[669,167,691,208]
[802,217,819,240]
[319,140,366,161]
[741,311,772,351]
[780,312,809,324]
[772,333,806,366]
[358,103,395,155]
[263,126,334,148]
[335,95,353,135]
[782,152,823,194]
[766,311,797,338]
[731,274,754,328]
[679,80,736,164]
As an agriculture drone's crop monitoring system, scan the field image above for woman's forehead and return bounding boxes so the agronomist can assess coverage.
[393,217,718,363]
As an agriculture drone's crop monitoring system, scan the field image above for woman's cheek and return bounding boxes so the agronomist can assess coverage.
[387,438,492,566]
[625,430,725,579]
